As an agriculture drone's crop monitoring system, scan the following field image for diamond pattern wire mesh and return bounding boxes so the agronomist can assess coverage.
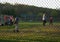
[0,0,60,42]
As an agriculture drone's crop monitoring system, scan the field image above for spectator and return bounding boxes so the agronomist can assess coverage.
[10,16,13,25]
[49,16,53,25]
[42,14,47,26]
[4,15,8,25]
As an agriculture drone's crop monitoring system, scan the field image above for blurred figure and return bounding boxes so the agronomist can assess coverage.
[4,15,8,25]
[7,16,11,25]
[42,14,46,26]
[10,16,14,25]
[0,17,1,26]
[49,16,53,25]
[14,17,19,32]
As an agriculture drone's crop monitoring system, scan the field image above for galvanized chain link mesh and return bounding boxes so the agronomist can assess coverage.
[0,0,60,42]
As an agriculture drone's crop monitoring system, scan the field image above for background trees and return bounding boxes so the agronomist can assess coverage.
[0,3,60,22]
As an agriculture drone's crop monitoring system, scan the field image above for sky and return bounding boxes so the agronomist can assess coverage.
[0,0,60,9]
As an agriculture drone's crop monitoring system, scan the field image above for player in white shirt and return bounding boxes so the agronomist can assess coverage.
[42,14,46,26]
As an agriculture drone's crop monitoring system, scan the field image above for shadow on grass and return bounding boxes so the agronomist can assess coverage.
[0,39,19,42]
[0,38,58,42]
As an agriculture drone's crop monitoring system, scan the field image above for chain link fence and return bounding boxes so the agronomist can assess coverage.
[0,0,60,42]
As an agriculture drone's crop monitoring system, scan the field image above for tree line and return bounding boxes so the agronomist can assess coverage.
[0,3,60,22]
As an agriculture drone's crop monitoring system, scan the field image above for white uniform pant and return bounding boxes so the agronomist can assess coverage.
[15,24,18,31]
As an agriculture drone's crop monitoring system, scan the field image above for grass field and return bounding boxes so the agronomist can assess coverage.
[0,22,60,42]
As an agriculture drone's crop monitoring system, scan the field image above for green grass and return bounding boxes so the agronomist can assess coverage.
[0,22,60,42]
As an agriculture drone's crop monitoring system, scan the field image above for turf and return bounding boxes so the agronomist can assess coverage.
[0,22,60,42]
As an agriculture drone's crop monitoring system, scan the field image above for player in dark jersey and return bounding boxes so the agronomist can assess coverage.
[49,16,53,25]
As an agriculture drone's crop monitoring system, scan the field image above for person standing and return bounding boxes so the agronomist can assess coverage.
[10,16,13,25]
[0,15,4,26]
[4,15,7,25]
[49,16,53,25]
[42,14,46,26]
[14,17,19,32]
